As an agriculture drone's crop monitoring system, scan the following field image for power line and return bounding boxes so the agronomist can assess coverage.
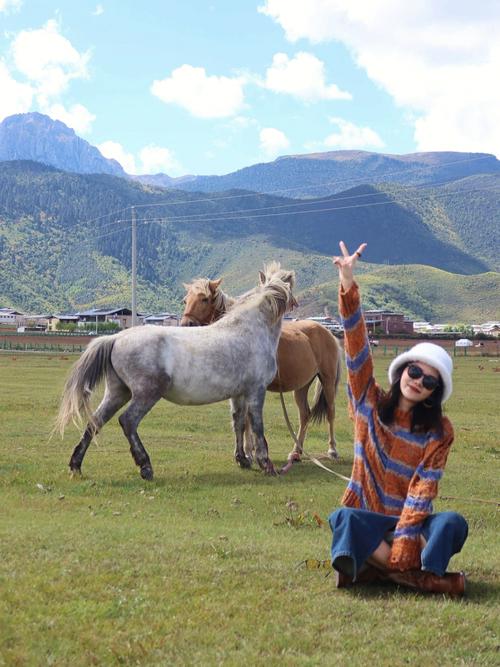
[130,153,497,210]
[35,152,499,234]
[28,158,497,315]
[61,182,500,261]
[101,185,500,227]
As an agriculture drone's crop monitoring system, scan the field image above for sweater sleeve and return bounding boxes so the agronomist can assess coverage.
[388,421,454,571]
[339,282,376,409]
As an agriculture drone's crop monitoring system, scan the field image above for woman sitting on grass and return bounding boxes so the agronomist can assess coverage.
[329,241,468,596]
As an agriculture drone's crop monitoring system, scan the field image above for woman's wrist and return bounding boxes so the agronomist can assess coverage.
[340,274,354,292]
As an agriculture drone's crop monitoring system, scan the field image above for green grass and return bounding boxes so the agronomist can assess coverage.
[0,353,499,666]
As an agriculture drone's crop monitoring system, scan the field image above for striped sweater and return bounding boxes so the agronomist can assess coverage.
[339,283,454,571]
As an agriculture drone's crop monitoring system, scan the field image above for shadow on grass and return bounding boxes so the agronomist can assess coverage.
[93,459,354,491]
[461,579,500,603]
[334,578,500,603]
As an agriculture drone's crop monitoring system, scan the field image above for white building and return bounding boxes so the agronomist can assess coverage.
[0,308,25,326]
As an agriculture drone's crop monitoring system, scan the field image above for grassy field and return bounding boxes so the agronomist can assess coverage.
[0,352,499,666]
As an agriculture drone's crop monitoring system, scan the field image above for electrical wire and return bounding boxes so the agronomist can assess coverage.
[27,152,498,233]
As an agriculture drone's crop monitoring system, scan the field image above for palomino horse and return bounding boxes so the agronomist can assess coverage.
[56,263,296,479]
[181,277,342,461]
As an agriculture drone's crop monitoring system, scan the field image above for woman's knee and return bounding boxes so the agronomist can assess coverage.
[450,512,469,543]
[328,506,359,531]
[429,511,469,545]
[442,511,468,536]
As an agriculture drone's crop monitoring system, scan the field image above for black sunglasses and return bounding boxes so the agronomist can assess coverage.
[407,364,440,391]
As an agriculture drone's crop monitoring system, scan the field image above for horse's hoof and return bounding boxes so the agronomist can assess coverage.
[140,465,154,480]
[327,450,340,461]
[259,459,277,476]
[69,468,82,479]
[288,452,302,464]
[235,455,252,469]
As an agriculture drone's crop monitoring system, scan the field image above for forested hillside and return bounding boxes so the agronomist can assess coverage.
[0,160,498,321]
[299,265,500,323]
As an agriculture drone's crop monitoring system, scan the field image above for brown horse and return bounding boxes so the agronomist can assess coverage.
[181,277,342,461]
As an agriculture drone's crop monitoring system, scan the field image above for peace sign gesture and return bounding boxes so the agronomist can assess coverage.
[333,241,367,291]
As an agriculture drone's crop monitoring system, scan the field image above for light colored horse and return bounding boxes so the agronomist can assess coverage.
[56,263,296,479]
[181,277,342,461]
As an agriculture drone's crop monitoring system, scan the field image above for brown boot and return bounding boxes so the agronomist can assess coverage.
[388,570,466,597]
[336,564,385,588]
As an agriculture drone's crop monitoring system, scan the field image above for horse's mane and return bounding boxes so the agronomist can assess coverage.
[225,262,296,323]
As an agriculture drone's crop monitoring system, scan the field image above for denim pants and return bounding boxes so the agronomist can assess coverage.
[329,507,468,579]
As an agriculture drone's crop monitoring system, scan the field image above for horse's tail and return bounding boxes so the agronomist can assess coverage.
[310,334,342,424]
[55,335,116,436]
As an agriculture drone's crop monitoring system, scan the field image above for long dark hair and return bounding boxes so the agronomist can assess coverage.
[377,363,444,435]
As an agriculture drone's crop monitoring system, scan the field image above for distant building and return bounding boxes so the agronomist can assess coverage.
[22,314,50,329]
[47,314,80,332]
[143,313,179,327]
[473,321,500,338]
[413,321,432,333]
[77,307,136,329]
[306,315,343,333]
[0,308,25,326]
[364,309,414,335]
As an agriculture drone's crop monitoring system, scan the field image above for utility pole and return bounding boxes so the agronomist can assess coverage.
[131,206,137,326]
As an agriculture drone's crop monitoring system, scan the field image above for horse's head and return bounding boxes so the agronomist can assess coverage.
[257,262,298,320]
[180,278,223,326]
[259,262,298,314]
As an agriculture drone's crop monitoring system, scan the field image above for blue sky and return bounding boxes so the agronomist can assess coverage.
[1,1,499,176]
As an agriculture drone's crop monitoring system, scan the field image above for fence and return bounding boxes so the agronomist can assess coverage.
[0,337,498,357]
[0,340,85,353]
[371,343,498,357]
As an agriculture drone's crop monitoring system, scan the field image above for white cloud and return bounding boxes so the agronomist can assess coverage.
[0,0,22,13]
[42,102,96,134]
[11,19,90,100]
[264,51,351,102]
[259,1,500,157]
[0,61,33,121]
[259,127,290,158]
[324,117,384,149]
[97,142,183,176]
[3,20,96,134]
[139,144,182,175]
[151,64,246,118]
[97,140,137,174]
[92,4,104,16]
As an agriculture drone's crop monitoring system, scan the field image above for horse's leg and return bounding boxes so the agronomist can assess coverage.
[247,387,276,475]
[243,414,255,464]
[231,396,252,468]
[118,392,161,480]
[319,373,339,460]
[69,374,131,476]
[287,381,314,462]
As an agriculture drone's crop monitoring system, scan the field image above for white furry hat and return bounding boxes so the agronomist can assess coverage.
[387,342,453,403]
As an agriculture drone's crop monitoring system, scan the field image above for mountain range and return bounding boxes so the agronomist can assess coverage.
[0,113,498,323]
[134,150,500,199]
[0,113,125,178]
[1,112,499,197]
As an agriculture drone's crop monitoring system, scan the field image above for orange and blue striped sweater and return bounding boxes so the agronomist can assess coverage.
[339,283,454,571]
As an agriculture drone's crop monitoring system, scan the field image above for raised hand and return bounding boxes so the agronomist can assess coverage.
[332,241,367,291]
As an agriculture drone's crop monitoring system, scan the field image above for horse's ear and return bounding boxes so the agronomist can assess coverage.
[281,270,296,289]
[208,278,222,293]
[258,270,266,285]
[182,282,191,292]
